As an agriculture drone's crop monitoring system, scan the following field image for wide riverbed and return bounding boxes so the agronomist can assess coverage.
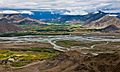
[0,35,120,51]
[0,35,120,42]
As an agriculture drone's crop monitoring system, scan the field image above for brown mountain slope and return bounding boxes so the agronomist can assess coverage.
[95,25,120,32]
[4,14,46,25]
[0,14,46,33]
[84,15,120,29]
[0,18,23,33]
[1,50,120,72]
[37,51,120,72]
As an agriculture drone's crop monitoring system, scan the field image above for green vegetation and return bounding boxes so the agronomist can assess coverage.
[19,24,72,32]
[70,24,82,27]
[0,23,93,37]
[0,32,39,37]
[0,31,71,37]
[9,48,59,53]
[56,40,107,48]
[0,48,60,67]
[19,25,41,31]
[56,40,120,53]
[11,61,31,67]
[0,24,74,37]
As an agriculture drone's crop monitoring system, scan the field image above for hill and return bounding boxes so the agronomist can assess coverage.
[3,14,46,25]
[2,50,120,72]
[95,25,119,32]
[0,18,23,33]
[83,15,120,32]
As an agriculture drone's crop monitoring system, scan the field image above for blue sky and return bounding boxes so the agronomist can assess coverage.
[0,0,120,15]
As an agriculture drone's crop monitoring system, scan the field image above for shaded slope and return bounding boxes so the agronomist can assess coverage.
[95,25,119,32]
[0,18,23,33]
[3,14,46,25]
[84,15,120,29]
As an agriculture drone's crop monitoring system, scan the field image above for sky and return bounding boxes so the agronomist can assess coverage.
[0,0,120,15]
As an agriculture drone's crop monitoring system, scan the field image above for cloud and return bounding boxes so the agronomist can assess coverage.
[20,11,33,15]
[0,10,33,15]
[63,10,88,15]
[0,10,20,14]
[0,0,120,15]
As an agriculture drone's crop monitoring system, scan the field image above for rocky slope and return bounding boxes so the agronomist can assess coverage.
[38,51,120,72]
[3,14,46,25]
[84,15,120,31]
[0,18,23,33]
[0,14,47,33]
[1,50,120,72]
[95,25,119,32]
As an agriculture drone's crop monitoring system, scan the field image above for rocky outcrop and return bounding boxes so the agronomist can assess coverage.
[38,51,120,72]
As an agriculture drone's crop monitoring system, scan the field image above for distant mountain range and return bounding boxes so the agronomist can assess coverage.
[21,11,107,23]
[1,10,120,24]
[0,9,120,33]
[20,10,120,23]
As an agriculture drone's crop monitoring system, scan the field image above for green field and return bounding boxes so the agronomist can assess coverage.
[56,40,106,48]
[0,48,60,67]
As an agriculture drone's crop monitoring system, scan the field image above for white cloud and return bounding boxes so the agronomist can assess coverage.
[0,10,20,14]
[0,10,33,15]
[0,0,120,15]
[20,11,33,15]
[63,10,88,15]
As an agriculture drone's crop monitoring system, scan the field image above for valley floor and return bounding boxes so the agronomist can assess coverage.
[0,34,119,72]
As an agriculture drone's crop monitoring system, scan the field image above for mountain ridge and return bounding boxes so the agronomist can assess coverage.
[84,14,120,29]
[1,10,120,24]
[0,18,23,33]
